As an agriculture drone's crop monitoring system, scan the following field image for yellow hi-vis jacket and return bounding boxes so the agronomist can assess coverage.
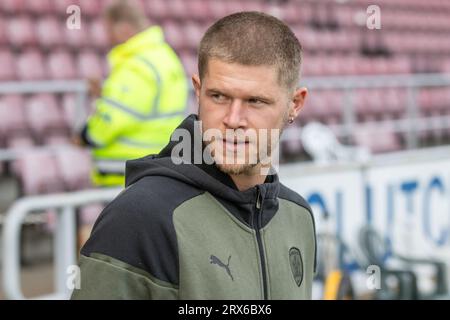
[84,26,188,187]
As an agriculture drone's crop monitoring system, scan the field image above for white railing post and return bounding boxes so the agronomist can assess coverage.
[1,188,121,300]
[54,206,77,299]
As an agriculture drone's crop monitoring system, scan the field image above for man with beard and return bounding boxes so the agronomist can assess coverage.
[72,11,316,300]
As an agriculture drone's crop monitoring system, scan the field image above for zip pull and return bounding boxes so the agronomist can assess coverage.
[256,188,261,210]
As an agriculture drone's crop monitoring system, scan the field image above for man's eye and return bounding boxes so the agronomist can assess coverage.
[248,98,266,105]
[212,94,226,102]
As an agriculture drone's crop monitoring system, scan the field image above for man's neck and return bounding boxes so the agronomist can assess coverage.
[229,165,270,191]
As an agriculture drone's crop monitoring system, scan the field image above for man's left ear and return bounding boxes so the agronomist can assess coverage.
[290,87,308,119]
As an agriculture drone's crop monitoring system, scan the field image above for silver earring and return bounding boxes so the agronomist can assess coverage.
[288,117,294,124]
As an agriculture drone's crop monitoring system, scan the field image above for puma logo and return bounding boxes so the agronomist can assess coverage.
[210,255,234,281]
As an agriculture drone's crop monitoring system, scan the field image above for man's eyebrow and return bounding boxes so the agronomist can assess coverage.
[206,88,274,102]
[247,94,274,103]
[205,88,227,95]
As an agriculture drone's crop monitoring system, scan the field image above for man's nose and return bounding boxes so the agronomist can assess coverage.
[223,100,247,129]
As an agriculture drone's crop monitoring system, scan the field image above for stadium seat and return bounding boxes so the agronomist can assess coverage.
[167,0,188,20]
[353,123,402,153]
[61,93,85,131]
[78,0,102,17]
[208,0,228,19]
[17,50,47,80]
[44,134,70,146]
[0,95,28,138]
[64,25,88,49]
[36,16,63,48]
[16,151,65,195]
[47,51,77,79]
[0,49,16,80]
[179,51,198,77]
[54,146,92,191]
[226,0,245,14]
[0,0,25,14]
[7,16,36,48]
[79,203,104,226]
[146,0,170,20]
[77,50,103,79]
[0,17,7,45]
[25,94,67,140]
[52,0,74,15]
[23,0,53,15]
[186,0,210,22]
[6,135,35,176]
[184,22,206,51]
[89,19,109,50]
[54,0,101,17]
[162,20,185,50]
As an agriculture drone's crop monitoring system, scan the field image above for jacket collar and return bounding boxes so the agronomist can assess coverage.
[108,26,164,70]
[126,114,281,228]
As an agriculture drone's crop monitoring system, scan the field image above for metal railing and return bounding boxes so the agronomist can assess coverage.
[0,80,88,133]
[295,73,450,149]
[1,188,121,300]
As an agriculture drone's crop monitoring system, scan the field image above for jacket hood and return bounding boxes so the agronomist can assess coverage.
[125,114,281,208]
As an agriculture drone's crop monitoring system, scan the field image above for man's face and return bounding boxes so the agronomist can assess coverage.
[192,58,306,176]
[104,19,136,47]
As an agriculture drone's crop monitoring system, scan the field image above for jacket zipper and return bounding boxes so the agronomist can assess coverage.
[253,187,268,300]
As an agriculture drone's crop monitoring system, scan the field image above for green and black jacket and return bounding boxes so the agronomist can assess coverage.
[72,115,317,300]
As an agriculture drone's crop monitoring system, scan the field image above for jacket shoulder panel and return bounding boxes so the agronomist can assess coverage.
[81,175,204,286]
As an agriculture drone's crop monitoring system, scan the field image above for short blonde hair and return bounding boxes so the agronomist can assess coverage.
[103,0,148,31]
[198,12,303,90]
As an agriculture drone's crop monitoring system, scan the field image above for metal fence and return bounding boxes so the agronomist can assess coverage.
[1,188,121,300]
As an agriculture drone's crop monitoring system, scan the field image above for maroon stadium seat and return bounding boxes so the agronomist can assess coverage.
[36,16,63,48]
[17,50,47,80]
[186,0,210,21]
[226,0,245,14]
[23,0,53,14]
[64,23,89,49]
[354,124,402,153]
[0,0,25,14]
[179,51,197,77]
[146,0,170,20]
[78,0,102,17]
[54,146,92,191]
[7,16,36,48]
[79,203,104,225]
[6,135,35,176]
[52,0,75,14]
[77,50,103,79]
[25,94,66,139]
[47,51,76,79]
[0,95,28,139]
[162,20,185,50]
[0,17,7,45]
[89,19,109,50]
[0,50,16,80]
[16,151,65,195]
[54,0,100,17]
[62,93,88,130]
[209,0,228,20]
[304,91,328,120]
[167,0,188,20]
[323,90,343,118]
[184,22,205,51]
[44,134,70,146]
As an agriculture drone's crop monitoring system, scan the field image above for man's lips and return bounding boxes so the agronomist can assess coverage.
[222,139,249,145]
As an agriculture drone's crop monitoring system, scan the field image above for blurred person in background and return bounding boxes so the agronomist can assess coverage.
[76,0,188,188]
[75,0,188,247]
